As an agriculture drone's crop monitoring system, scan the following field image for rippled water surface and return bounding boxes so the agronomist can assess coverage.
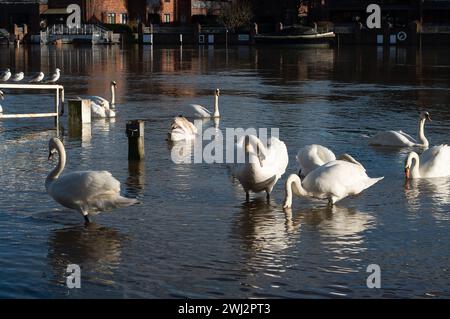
[0,44,449,298]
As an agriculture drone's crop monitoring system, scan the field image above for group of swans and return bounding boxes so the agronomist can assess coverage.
[0,68,60,83]
[46,138,138,223]
[231,137,383,208]
[168,88,220,142]
[44,92,448,222]
[369,111,450,179]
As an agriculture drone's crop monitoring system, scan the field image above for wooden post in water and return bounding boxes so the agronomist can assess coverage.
[126,120,145,160]
[68,99,91,138]
[68,99,91,124]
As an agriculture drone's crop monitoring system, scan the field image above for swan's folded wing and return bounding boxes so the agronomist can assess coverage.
[397,130,417,143]
[266,137,289,177]
[420,145,450,176]
[90,101,106,118]
[190,104,211,118]
[53,171,121,202]
[88,96,110,108]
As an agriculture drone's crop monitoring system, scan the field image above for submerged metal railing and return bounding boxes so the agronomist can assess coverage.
[0,84,64,135]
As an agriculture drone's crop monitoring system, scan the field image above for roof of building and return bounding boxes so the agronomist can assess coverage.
[42,8,69,15]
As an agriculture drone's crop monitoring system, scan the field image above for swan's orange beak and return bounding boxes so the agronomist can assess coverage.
[405,167,410,179]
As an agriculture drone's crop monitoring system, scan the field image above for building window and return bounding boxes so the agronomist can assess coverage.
[107,13,116,24]
[164,14,170,23]
[119,13,127,24]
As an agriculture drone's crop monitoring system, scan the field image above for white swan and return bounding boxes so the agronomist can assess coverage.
[168,116,197,142]
[405,145,450,179]
[233,135,289,200]
[296,144,364,176]
[46,138,138,222]
[11,72,24,82]
[190,88,220,118]
[283,160,383,208]
[29,72,44,83]
[46,68,61,83]
[369,111,431,147]
[0,90,4,113]
[87,81,117,118]
[0,68,11,82]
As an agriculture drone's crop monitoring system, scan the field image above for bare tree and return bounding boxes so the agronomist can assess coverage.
[218,0,253,32]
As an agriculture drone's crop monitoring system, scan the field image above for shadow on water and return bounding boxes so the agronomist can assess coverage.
[126,160,145,197]
[47,223,126,287]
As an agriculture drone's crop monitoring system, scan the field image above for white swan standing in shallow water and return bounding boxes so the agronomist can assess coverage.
[283,160,383,208]
[87,81,117,118]
[190,88,220,118]
[405,145,450,179]
[233,135,289,201]
[369,111,431,147]
[46,138,138,223]
[296,144,364,176]
[168,116,197,142]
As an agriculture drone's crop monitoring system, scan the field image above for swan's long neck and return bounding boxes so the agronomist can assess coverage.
[418,118,428,147]
[283,174,309,208]
[213,94,219,118]
[407,152,420,178]
[45,142,66,190]
[110,84,116,107]
[245,137,267,166]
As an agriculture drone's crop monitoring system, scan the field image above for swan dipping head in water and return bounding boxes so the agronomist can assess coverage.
[46,138,139,223]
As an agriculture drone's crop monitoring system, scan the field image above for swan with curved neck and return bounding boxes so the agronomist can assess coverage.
[233,134,288,201]
[190,88,220,118]
[89,81,117,118]
[46,138,138,222]
[283,160,383,208]
[369,111,431,148]
[404,145,450,179]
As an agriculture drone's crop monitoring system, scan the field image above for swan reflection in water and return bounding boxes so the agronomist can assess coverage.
[404,177,450,220]
[288,205,375,275]
[234,198,302,277]
[235,201,375,276]
[48,223,125,287]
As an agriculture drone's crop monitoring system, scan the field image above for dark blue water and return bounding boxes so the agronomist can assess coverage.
[0,44,449,298]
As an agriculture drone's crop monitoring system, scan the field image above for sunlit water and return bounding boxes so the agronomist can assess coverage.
[0,44,449,298]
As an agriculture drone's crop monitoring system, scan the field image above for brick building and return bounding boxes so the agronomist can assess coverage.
[128,0,229,25]
[43,0,128,25]
[128,0,192,25]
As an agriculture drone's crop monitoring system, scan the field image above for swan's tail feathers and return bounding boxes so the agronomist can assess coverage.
[367,176,384,188]
[113,196,140,209]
